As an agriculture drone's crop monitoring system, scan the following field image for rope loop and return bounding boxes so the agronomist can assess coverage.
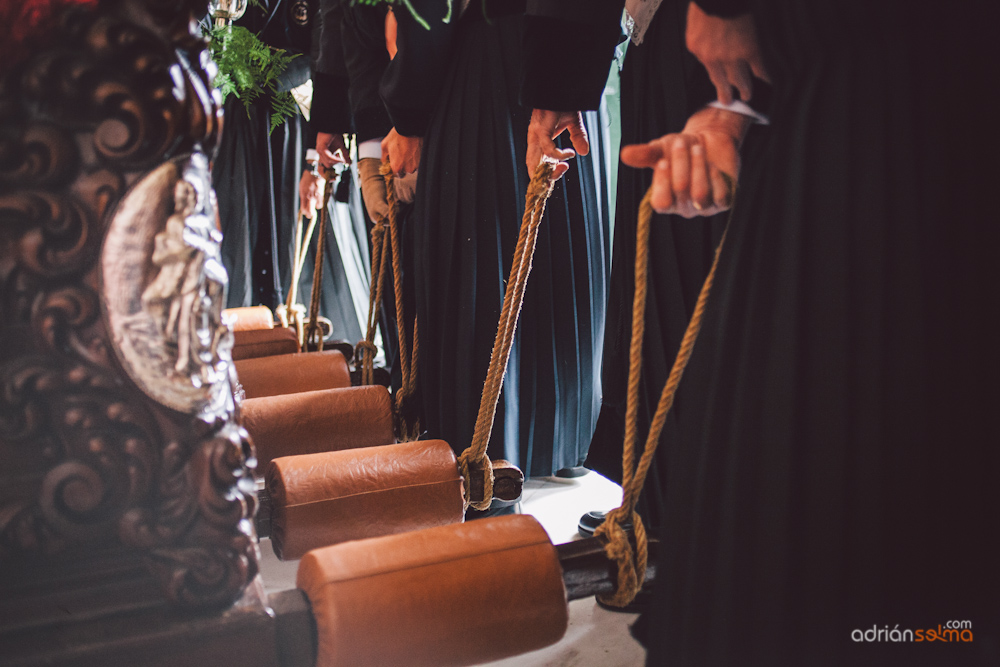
[357,213,390,386]
[380,162,421,441]
[303,166,337,352]
[458,449,494,512]
[456,159,557,510]
[599,176,734,607]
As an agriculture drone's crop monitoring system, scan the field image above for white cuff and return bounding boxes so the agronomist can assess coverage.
[358,138,383,161]
[708,100,770,126]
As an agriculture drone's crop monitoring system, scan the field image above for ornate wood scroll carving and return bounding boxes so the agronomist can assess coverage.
[0,0,258,612]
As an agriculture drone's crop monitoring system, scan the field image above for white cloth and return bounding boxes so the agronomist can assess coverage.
[358,138,383,161]
[625,0,664,45]
[708,99,770,125]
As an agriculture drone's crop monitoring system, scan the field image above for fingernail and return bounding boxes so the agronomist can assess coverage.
[693,200,703,211]
[674,137,685,150]
[692,144,704,156]
[657,159,668,171]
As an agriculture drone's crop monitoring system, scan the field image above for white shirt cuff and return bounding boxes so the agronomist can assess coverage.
[358,138,383,161]
[708,100,770,125]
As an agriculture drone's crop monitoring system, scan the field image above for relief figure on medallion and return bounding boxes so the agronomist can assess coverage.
[141,178,227,387]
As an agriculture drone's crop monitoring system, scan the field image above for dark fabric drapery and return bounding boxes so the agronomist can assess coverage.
[409,11,611,476]
[644,2,1000,663]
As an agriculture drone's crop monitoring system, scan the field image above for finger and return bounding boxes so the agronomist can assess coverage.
[566,113,590,156]
[749,55,771,84]
[689,143,712,213]
[331,146,350,165]
[550,161,570,181]
[670,136,693,210]
[319,148,337,168]
[540,133,576,162]
[709,166,734,210]
[706,62,733,105]
[381,138,389,163]
[651,158,674,214]
[526,141,541,174]
[621,142,666,169]
[390,149,405,177]
[727,60,753,101]
[404,153,420,176]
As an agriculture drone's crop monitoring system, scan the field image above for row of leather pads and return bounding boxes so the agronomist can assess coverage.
[227,307,570,666]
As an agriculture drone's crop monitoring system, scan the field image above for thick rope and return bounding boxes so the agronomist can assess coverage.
[458,160,557,510]
[593,181,732,607]
[380,162,421,441]
[281,178,323,351]
[304,166,335,351]
[356,216,390,386]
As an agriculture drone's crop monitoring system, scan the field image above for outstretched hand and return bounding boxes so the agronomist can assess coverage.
[686,2,769,105]
[621,107,751,217]
[526,109,589,180]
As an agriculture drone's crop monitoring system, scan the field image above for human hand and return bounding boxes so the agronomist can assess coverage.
[620,107,750,217]
[381,128,423,177]
[357,157,390,221]
[317,132,351,169]
[526,109,589,180]
[299,169,320,218]
[686,2,769,105]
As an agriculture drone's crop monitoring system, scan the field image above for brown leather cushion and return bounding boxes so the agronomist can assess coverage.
[241,385,395,473]
[296,514,568,667]
[235,350,351,399]
[267,439,464,560]
[224,305,275,331]
[232,327,299,361]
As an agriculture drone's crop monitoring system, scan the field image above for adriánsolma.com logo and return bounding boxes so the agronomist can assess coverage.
[851,620,974,643]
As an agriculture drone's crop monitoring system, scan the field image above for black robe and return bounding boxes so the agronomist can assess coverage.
[382,0,614,475]
[583,0,765,534]
[644,1,1000,663]
[215,0,312,311]
[215,0,365,344]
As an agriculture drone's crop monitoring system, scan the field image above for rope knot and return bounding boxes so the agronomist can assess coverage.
[458,449,494,512]
[593,508,646,608]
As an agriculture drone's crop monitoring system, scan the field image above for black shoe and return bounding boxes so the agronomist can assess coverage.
[465,497,519,521]
[596,587,653,615]
[554,466,590,478]
[578,510,632,538]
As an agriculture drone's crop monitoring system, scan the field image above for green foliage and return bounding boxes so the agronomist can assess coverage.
[207,24,300,133]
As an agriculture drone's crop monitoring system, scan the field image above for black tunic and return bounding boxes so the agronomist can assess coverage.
[384,1,613,475]
[583,0,760,534]
[644,2,1000,663]
[215,0,311,312]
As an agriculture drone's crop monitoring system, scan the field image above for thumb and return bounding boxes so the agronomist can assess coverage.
[567,113,590,156]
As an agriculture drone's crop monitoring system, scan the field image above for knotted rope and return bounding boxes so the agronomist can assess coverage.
[458,160,557,510]
[282,172,325,351]
[355,211,390,386]
[593,181,732,607]
[380,162,421,442]
[303,166,335,352]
